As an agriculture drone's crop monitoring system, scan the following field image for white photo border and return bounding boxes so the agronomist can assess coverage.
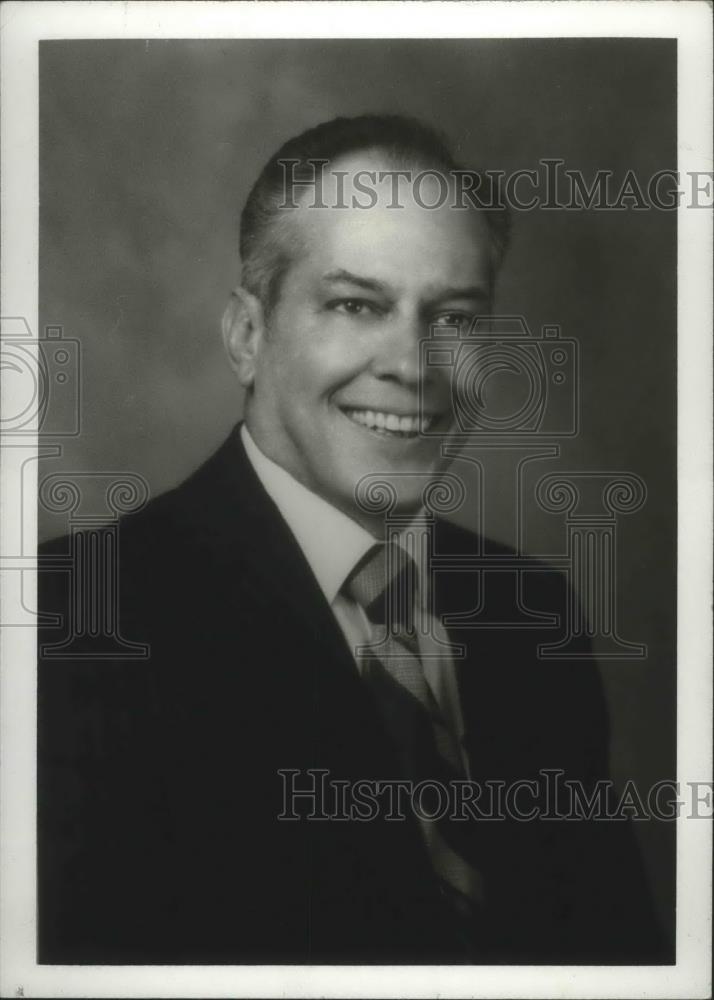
[1,2,711,997]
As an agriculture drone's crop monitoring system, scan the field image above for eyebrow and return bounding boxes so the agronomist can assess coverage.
[430,285,490,303]
[321,269,390,294]
[321,269,489,303]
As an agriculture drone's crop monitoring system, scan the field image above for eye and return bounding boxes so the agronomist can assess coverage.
[329,298,382,317]
[433,312,472,330]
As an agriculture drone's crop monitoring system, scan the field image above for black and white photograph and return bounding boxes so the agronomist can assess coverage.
[0,2,711,997]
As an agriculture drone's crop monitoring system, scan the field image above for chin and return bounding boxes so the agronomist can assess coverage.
[332,461,443,527]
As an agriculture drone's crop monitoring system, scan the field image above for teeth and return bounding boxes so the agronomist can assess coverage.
[343,408,434,435]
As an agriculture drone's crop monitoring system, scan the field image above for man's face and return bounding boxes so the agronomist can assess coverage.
[244,154,492,527]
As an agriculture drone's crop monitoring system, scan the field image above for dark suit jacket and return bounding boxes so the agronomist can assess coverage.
[38,424,669,964]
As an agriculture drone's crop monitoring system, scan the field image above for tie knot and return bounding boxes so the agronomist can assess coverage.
[344,541,418,630]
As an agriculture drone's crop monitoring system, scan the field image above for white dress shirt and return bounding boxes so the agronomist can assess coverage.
[241,425,469,772]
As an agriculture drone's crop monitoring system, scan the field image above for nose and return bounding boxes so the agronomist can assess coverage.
[370,309,423,387]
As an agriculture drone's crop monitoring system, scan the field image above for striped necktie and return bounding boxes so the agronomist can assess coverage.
[344,541,484,918]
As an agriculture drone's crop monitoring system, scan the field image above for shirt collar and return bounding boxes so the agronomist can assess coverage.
[241,424,376,605]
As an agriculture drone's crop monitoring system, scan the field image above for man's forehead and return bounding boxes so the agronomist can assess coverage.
[283,153,491,283]
[310,149,464,210]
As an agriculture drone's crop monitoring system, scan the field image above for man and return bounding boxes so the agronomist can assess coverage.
[38,115,666,964]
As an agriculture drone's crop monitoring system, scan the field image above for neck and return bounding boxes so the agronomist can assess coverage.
[242,418,425,539]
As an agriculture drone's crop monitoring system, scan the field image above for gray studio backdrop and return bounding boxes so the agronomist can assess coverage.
[39,38,676,941]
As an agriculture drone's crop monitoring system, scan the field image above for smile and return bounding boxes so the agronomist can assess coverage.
[341,407,434,437]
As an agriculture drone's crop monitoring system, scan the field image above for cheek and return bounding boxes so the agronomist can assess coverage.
[266,288,374,389]
[313,335,368,385]
[271,325,369,398]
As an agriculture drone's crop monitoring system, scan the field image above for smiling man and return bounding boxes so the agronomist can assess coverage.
[224,124,499,526]
[38,115,665,965]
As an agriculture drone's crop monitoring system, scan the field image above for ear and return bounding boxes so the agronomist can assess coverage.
[221,287,266,389]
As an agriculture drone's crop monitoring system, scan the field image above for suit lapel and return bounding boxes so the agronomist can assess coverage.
[168,423,395,771]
